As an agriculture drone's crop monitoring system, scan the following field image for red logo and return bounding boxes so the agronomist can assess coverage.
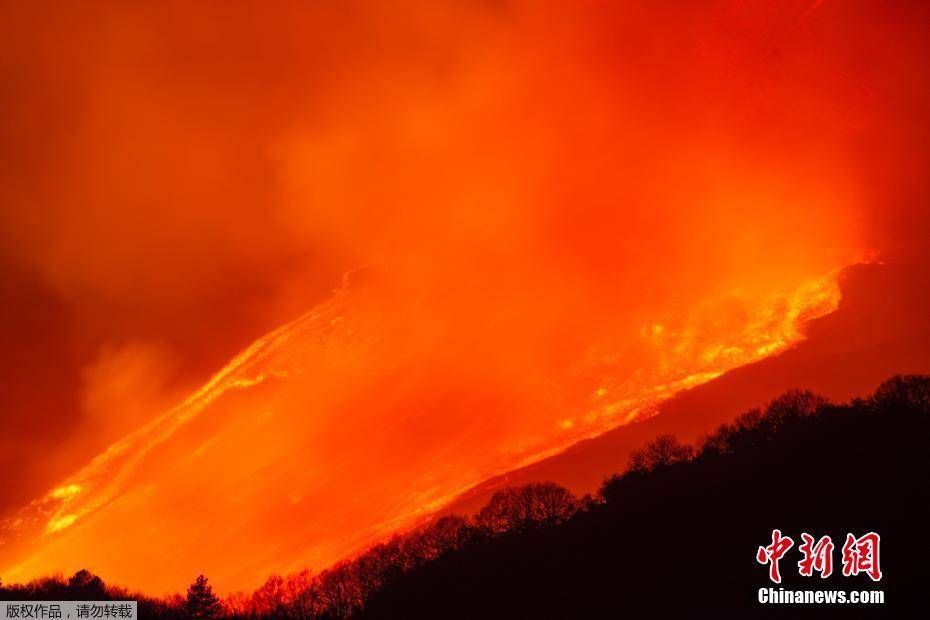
[756,529,794,583]
[841,532,882,582]
[757,530,881,582]
[798,533,834,578]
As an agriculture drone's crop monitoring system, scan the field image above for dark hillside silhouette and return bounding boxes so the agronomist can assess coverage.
[363,375,929,619]
[0,571,184,617]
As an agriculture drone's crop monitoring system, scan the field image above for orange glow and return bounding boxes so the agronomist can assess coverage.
[2,0,928,596]
[0,267,843,592]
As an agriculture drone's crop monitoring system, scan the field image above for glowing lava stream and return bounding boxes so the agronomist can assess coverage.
[0,266,843,594]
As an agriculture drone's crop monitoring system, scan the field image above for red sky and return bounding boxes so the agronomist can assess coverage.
[1,0,929,592]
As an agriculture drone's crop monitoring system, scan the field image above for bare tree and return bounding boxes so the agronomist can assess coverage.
[355,536,408,599]
[872,375,930,414]
[250,574,287,617]
[316,561,361,618]
[406,514,471,563]
[525,482,578,526]
[222,591,252,618]
[476,488,525,535]
[476,483,578,535]
[628,434,694,474]
[283,570,317,618]
[763,390,828,433]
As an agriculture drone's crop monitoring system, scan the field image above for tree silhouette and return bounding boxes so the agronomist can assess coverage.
[184,575,222,619]
[871,374,930,414]
[283,570,317,618]
[67,570,106,600]
[406,514,470,563]
[250,574,287,617]
[476,482,578,535]
[524,481,577,526]
[316,560,361,619]
[627,433,693,473]
[222,591,251,618]
[354,536,409,598]
[760,389,828,433]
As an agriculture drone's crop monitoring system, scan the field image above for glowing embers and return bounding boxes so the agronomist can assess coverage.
[46,514,77,534]
[50,484,82,500]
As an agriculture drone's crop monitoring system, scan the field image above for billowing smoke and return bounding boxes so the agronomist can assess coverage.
[1,0,928,592]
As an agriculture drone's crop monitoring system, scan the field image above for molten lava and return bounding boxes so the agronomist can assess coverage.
[4,0,926,598]
[0,264,844,593]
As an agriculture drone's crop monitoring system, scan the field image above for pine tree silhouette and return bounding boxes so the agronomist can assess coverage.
[184,575,222,619]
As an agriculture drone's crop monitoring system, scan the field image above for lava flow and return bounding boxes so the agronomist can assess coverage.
[0,262,845,593]
[4,0,924,598]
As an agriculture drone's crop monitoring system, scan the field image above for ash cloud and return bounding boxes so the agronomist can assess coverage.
[0,0,928,518]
